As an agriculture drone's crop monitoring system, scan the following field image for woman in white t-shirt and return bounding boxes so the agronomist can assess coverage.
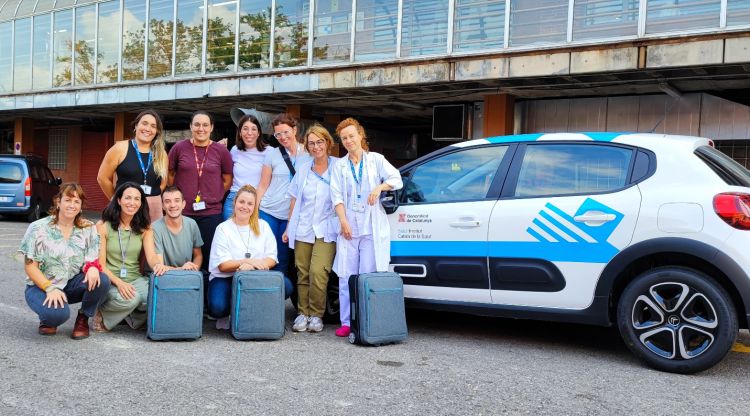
[222,114,270,220]
[208,185,293,329]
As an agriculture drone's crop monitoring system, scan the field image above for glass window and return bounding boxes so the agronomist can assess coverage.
[354,0,397,61]
[728,0,750,27]
[0,22,12,93]
[0,0,21,21]
[32,14,52,90]
[514,144,633,198]
[149,0,175,78]
[401,146,508,204]
[509,0,567,47]
[75,5,96,85]
[238,0,271,70]
[176,0,204,76]
[122,0,147,81]
[15,0,37,18]
[0,163,24,184]
[312,0,352,64]
[207,0,238,73]
[56,0,75,8]
[401,0,448,57]
[53,10,73,87]
[646,0,721,34]
[97,1,120,83]
[274,0,309,68]
[453,0,504,53]
[49,128,68,170]
[14,17,32,91]
[573,0,638,41]
[35,0,56,14]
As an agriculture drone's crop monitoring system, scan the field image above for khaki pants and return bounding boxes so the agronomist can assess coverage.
[99,277,149,330]
[294,239,335,318]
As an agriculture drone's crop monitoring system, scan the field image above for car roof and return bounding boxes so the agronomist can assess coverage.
[452,132,710,151]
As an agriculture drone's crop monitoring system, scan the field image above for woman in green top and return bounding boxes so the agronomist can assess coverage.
[94,182,158,332]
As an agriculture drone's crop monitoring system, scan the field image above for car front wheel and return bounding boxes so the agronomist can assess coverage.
[26,202,41,222]
[617,267,738,374]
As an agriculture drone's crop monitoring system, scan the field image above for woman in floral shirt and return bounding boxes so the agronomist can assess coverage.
[19,183,110,339]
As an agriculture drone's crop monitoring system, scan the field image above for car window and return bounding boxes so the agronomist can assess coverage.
[43,166,54,181]
[695,145,750,187]
[0,162,24,184]
[514,144,632,197]
[29,163,41,180]
[401,145,508,204]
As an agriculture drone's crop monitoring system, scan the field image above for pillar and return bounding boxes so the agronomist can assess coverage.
[13,117,34,154]
[324,114,343,157]
[483,94,515,137]
[114,112,136,143]
[285,104,312,120]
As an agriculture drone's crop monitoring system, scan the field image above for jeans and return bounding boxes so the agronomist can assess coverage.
[25,272,111,327]
[187,213,223,271]
[207,275,294,319]
[222,191,237,221]
[259,210,291,280]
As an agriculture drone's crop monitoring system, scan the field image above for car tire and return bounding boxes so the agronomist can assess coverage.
[26,202,41,222]
[617,266,738,374]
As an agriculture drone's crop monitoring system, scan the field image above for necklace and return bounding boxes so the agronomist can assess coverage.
[234,221,252,258]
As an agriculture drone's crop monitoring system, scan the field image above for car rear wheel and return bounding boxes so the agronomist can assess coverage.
[26,202,41,222]
[617,267,738,374]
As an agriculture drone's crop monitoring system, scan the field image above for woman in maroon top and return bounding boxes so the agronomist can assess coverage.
[168,111,233,270]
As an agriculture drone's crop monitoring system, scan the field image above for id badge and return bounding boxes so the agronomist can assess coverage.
[352,201,365,213]
[119,268,127,278]
[193,201,206,211]
[140,184,152,195]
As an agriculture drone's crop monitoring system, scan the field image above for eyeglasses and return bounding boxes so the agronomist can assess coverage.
[192,123,211,129]
[274,130,293,139]
[308,140,326,148]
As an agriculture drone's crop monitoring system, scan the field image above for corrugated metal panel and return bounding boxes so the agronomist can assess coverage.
[700,93,750,140]
[79,130,110,211]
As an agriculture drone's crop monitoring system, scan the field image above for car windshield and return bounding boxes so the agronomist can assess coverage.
[0,162,23,184]
[695,146,750,187]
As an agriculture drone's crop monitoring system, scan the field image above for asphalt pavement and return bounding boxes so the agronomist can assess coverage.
[1,217,748,415]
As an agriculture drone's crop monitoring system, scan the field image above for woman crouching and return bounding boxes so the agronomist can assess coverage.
[19,183,110,339]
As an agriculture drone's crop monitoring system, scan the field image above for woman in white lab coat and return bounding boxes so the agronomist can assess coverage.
[329,118,403,337]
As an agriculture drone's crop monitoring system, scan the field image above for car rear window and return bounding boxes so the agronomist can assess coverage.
[695,146,750,187]
[0,162,24,184]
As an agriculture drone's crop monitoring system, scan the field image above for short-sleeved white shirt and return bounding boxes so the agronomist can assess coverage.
[230,145,270,192]
[260,143,309,219]
[208,219,278,279]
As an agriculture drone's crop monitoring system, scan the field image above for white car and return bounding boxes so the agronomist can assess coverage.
[383,132,750,373]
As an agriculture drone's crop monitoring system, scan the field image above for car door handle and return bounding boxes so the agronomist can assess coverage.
[391,264,426,278]
[573,211,616,223]
[450,220,481,228]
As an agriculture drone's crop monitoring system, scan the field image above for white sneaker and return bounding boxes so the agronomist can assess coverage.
[216,317,230,330]
[307,316,323,332]
[292,314,308,332]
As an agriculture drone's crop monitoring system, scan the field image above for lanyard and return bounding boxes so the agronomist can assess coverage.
[131,140,152,184]
[117,228,132,269]
[310,157,331,185]
[191,140,212,198]
[287,144,300,182]
[348,155,364,199]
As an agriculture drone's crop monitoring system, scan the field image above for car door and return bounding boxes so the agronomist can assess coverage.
[487,142,641,309]
[388,144,514,303]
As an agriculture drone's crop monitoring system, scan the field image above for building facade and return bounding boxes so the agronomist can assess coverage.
[1,0,749,209]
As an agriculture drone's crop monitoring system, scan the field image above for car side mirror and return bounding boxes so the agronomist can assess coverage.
[55,178,62,185]
[382,191,398,214]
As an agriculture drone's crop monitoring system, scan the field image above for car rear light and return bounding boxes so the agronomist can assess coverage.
[24,177,30,197]
[714,193,750,230]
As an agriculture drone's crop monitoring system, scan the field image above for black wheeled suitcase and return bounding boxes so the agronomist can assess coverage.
[147,270,204,341]
[348,272,408,346]
[231,270,286,340]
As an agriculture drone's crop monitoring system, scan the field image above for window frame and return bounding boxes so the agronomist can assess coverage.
[397,143,516,206]
[500,141,650,200]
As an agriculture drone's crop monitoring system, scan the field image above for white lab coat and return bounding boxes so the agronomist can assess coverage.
[329,151,402,278]
[286,157,340,249]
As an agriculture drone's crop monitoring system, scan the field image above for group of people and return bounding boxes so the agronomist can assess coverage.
[19,109,403,340]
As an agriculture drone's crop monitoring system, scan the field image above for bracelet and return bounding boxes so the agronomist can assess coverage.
[82,259,102,274]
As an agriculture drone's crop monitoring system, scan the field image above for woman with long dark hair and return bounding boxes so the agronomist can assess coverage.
[93,182,158,332]
[97,109,168,222]
[222,114,270,220]
[19,183,110,339]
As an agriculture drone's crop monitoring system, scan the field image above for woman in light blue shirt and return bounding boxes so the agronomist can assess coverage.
[283,124,339,333]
